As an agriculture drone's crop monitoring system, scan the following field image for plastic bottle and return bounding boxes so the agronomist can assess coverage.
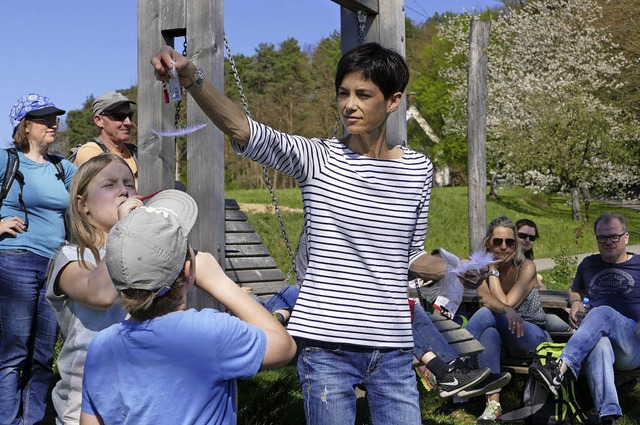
[575,297,591,327]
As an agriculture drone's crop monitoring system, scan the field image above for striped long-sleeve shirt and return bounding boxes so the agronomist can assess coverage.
[232,119,433,348]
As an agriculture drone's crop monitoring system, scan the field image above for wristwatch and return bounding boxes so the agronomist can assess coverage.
[489,269,500,277]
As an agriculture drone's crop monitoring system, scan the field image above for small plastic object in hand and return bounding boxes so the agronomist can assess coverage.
[575,297,591,327]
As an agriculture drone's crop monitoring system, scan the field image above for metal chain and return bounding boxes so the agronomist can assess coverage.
[223,33,299,283]
[357,11,367,45]
[174,39,188,146]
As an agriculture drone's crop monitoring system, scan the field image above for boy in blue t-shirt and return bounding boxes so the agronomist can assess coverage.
[80,190,296,425]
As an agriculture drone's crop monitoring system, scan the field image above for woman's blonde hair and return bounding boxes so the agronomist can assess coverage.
[483,215,525,266]
[119,250,192,321]
[67,154,134,268]
[13,119,30,152]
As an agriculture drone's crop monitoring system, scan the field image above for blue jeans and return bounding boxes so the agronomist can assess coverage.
[0,250,58,425]
[560,305,640,419]
[545,313,573,333]
[412,302,457,363]
[297,339,421,425]
[262,285,298,312]
[465,306,549,373]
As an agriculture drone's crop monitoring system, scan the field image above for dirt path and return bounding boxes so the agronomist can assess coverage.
[238,203,303,214]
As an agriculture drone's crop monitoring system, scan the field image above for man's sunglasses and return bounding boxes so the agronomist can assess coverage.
[491,238,516,248]
[102,112,134,121]
[517,232,537,242]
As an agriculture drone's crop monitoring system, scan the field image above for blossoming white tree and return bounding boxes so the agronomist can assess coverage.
[439,0,637,220]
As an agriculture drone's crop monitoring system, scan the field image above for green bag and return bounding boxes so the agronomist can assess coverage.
[501,342,593,425]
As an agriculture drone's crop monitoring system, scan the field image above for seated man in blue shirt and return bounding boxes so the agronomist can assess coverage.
[530,213,640,425]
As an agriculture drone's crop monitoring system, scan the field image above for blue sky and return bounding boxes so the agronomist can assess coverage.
[0,0,498,147]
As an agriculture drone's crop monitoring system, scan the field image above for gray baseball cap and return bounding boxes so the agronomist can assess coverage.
[105,190,198,296]
[92,91,136,116]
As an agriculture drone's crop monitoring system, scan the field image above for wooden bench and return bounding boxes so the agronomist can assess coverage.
[456,289,640,382]
[224,199,288,299]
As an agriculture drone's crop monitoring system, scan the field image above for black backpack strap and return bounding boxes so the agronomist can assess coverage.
[0,149,29,228]
[500,403,547,422]
[95,138,138,165]
[92,137,111,153]
[0,148,20,212]
[124,142,138,160]
[48,154,66,182]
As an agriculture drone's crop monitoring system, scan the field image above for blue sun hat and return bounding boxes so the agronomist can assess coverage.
[9,93,65,135]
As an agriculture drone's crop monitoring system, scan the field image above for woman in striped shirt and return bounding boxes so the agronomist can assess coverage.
[152,42,450,425]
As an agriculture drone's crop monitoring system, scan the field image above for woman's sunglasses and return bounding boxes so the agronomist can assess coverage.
[491,237,516,248]
[517,232,537,242]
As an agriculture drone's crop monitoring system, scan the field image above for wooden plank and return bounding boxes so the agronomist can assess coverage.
[225,198,240,209]
[463,289,569,309]
[137,0,177,194]
[237,281,291,296]
[449,340,485,357]
[225,244,271,257]
[430,319,462,332]
[226,269,286,284]
[185,0,225,310]
[439,328,477,344]
[225,210,249,221]
[226,233,263,245]
[225,256,279,271]
[225,221,256,233]
[339,0,406,148]
[160,1,186,32]
[331,0,378,14]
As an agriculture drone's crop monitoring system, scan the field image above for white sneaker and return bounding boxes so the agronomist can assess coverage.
[477,400,501,424]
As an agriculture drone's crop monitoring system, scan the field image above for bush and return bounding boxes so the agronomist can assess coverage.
[544,250,579,290]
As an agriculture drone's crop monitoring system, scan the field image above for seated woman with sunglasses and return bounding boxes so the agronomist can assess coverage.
[516,218,573,333]
[465,215,549,424]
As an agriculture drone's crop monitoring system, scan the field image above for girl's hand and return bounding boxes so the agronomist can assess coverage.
[505,305,524,338]
[0,216,26,237]
[117,197,143,220]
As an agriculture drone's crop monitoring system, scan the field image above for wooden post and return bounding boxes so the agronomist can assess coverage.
[138,0,225,309]
[467,18,490,253]
[334,0,407,146]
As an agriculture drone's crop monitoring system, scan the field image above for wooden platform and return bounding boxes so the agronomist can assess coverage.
[462,288,570,309]
[224,199,288,298]
[426,309,485,358]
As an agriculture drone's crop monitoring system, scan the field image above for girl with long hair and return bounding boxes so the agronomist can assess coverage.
[45,154,140,424]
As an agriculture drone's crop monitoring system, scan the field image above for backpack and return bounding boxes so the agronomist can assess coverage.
[501,342,594,425]
[0,148,66,213]
[68,138,138,164]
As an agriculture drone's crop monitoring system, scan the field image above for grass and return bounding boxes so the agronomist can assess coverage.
[227,185,640,424]
[227,186,640,288]
[43,186,640,424]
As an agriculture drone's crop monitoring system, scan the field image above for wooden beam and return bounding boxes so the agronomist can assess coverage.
[330,0,378,14]
[339,0,408,147]
[467,18,491,253]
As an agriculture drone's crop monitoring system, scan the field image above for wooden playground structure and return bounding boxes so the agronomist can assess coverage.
[135,0,489,308]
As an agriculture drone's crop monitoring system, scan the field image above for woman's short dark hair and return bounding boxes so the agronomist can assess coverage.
[335,42,409,100]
